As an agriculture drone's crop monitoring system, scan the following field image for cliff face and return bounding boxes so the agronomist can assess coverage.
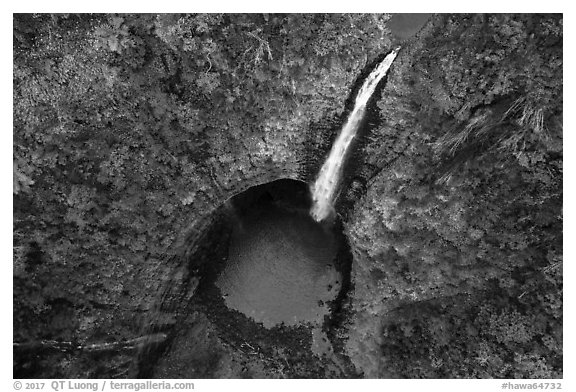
[14,14,562,379]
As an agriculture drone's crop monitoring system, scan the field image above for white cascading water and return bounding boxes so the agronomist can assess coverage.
[310,47,401,222]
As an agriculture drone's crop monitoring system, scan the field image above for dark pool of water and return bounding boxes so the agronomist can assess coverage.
[216,200,341,328]
[139,179,357,377]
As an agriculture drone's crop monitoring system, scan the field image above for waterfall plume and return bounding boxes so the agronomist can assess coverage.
[310,47,401,222]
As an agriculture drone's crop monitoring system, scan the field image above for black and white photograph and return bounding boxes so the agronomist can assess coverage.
[12,10,563,386]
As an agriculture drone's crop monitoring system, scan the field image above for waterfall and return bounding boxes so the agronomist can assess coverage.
[309,47,401,222]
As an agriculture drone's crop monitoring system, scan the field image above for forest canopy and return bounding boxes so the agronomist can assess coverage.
[13,13,562,379]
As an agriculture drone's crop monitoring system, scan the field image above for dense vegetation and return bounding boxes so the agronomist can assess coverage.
[13,13,391,377]
[14,13,562,378]
[347,13,562,378]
